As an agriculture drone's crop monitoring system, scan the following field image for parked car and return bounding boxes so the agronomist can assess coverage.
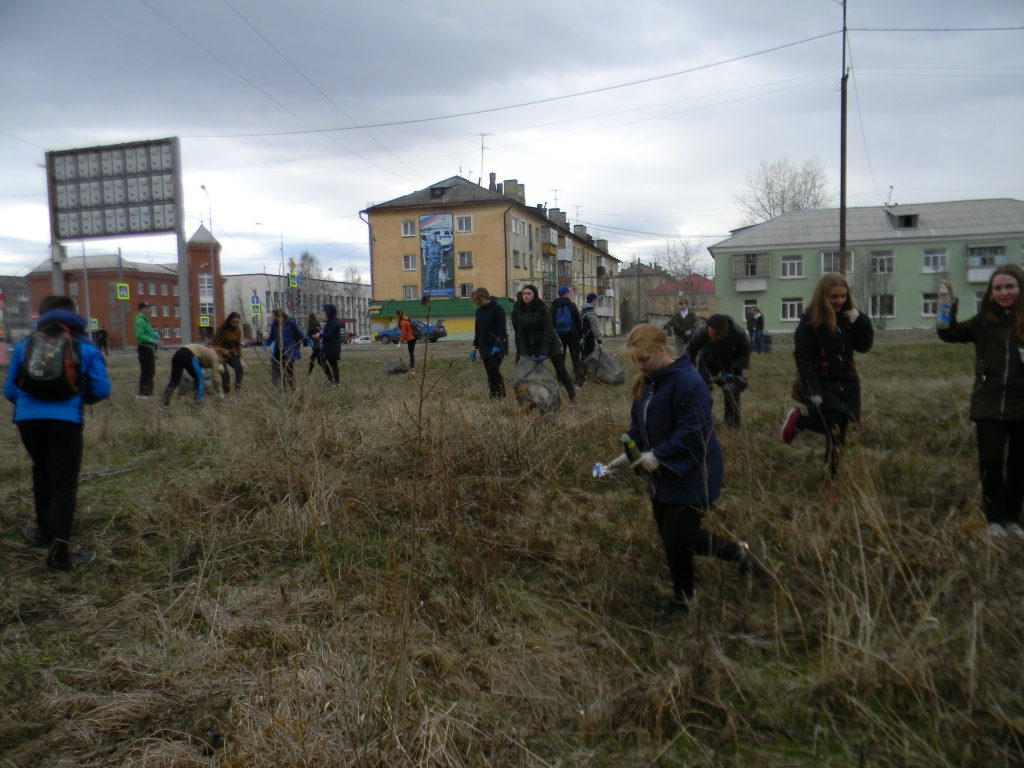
[375,320,447,344]
[352,335,372,344]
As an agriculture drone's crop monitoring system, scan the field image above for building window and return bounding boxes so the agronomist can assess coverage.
[922,293,939,317]
[513,250,520,268]
[781,298,804,321]
[456,215,472,233]
[898,214,919,229]
[923,249,948,273]
[732,253,769,278]
[69,281,78,296]
[870,251,894,275]
[162,327,170,338]
[174,327,181,338]
[744,299,758,317]
[512,217,520,235]
[149,282,156,295]
[161,284,169,296]
[174,306,181,318]
[821,251,854,273]
[870,294,895,317]
[458,251,473,268]
[403,285,419,300]
[781,255,803,279]
[162,306,170,317]
[148,306,157,317]
[173,284,180,296]
[968,245,1006,268]
[198,274,213,317]
[402,254,416,271]
[401,220,415,237]
[459,283,474,298]
[138,281,145,295]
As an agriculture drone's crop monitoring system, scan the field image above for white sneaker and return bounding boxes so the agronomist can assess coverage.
[1006,523,1024,538]
[988,523,1008,538]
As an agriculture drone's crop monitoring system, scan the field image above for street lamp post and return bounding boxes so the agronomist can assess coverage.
[200,184,215,338]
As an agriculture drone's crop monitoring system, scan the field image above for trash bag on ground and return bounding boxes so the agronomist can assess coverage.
[379,358,410,375]
[511,356,562,412]
[583,347,626,385]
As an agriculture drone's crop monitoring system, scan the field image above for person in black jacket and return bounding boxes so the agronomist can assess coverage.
[782,273,874,494]
[686,314,752,428]
[470,287,509,399]
[320,304,343,385]
[937,265,1024,538]
[306,313,324,375]
[550,285,585,387]
[514,284,577,405]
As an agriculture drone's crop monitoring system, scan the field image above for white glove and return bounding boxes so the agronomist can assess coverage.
[633,452,660,472]
[844,309,859,324]
[809,395,823,407]
[607,454,630,471]
[241,361,248,371]
[938,279,957,301]
[217,392,225,399]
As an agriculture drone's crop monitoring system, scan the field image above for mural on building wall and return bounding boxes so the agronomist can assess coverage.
[419,214,454,298]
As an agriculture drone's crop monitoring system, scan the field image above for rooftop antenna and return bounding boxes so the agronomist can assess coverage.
[886,185,894,206]
[551,189,560,207]
[477,133,493,186]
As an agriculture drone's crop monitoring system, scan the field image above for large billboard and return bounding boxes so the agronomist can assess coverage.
[46,138,180,241]
[419,214,454,298]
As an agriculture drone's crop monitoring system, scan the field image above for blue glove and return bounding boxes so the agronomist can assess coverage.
[538,354,547,361]
[306,339,313,348]
[470,349,477,362]
[491,346,502,356]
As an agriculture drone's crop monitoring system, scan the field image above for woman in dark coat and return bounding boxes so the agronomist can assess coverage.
[781,273,874,491]
[470,287,509,399]
[319,304,343,385]
[937,265,1024,538]
[514,284,576,404]
[265,309,310,389]
[306,313,324,375]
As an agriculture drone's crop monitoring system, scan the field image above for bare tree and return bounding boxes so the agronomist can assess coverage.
[298,250,324,282]
[652,237,712,281]
[735,156,833,225]
[343,264,363,284]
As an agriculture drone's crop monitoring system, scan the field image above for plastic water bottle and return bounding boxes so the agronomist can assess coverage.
[936,292,954,330]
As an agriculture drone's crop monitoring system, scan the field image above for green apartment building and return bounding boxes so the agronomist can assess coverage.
[709,199,1024,332]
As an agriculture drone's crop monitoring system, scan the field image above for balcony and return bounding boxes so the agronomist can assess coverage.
[542,271,556,285]
[734,276,768,292]
[968,267,996,284]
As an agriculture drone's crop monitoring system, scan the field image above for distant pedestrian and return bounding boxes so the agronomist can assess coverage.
[306,312,324,376]
[514,284,577,405]
[663,299,701,356]
[937,266,1024,538]
[93,325,109,356]
[212,312,245,393]
[750,306,766,354]
[510,290,523,363]
[5,295,111,571]
[134,302,160,397]
[782,273,874,498]
[470,287,508,399]
[580,292,603,358]
[265,309,310,389]
[160,344,229,409]
[550,285,585,387]
[600,323,764,620]
[320,304,343,385]
[397,308,417,374]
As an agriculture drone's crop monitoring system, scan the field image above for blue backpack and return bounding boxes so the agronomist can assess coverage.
[554,304,574,334]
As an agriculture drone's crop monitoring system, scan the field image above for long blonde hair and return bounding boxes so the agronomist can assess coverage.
[625,323,674,398]
[808,272,854,332]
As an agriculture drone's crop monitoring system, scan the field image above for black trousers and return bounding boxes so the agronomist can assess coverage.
[549,353,576,400]
[137,345,156,395]
[271,357,296,389]
[796,408,849,479]
[976,420,1024,525]
[307,347,324,374]
[222,353,243,392]
[163,347,205,406]
[324,356,340,384]
[406,340,417,370]
[558,332,584,386]
[483,354,506,398]
[17,420,84,545]
[652,501,742,601]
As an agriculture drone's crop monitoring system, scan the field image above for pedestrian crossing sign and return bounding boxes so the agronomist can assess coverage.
[251,302,261,315]
[116,283,130,300]
[200,316,210,327]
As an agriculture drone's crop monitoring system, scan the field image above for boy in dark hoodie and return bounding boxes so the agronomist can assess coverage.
[550,285,585,387]
[320,304,343,385]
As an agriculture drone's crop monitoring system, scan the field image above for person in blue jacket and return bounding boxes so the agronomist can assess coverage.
[4,295,111,571]
[602,323,764,619]
[265,309,311,390]
[470,287,509,399]
[319,304,343,386]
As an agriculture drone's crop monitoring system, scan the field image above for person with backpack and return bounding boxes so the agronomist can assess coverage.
[320,304,344,385]
[515,284,577,406]
[134,302,160,397]
[685,314,752,429]
[550,285,585,387]
[5,295,111,571]
[580,292,603,358]
[470,287,508,399]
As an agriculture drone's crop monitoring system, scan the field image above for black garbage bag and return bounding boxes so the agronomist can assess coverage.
[511,356,562,412]
[378,358,410,375]
[582,347,626,385]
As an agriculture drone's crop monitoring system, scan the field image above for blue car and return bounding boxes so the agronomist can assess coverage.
[375,320,447,344]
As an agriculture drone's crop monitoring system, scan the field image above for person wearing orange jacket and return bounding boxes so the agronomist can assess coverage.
[397,308,417,374]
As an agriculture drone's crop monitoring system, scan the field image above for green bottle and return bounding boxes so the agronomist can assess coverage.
[621,434,644,474]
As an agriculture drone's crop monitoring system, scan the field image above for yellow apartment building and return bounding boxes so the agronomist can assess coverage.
[361,174,619,340]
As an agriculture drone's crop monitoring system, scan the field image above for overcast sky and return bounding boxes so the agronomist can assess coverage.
[1,0,1021,282]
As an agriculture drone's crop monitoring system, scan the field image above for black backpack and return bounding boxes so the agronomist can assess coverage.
[409,320,424,341]
[16,324,83,401]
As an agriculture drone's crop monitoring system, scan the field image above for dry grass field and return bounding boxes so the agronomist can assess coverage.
[1,332,1022,767]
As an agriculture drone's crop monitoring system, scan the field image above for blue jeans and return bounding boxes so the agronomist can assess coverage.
[751,330,765,354]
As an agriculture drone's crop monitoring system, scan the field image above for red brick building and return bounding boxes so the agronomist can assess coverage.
[27,225,224,348]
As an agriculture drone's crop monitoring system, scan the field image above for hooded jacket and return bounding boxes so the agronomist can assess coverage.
[794,309,874,418]
[266,315,309,361]
[938,301,1024,422]
[686,316,752,377]
[515,294,562,358]
[627,355,722,507]
[549,295,583,342]
[134,310,159,349]
[4,309,112,423]
[320,304,343,358]
[472,298,508,359]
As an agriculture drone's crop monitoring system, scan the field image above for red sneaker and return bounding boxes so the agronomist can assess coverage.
[781,408,801,445]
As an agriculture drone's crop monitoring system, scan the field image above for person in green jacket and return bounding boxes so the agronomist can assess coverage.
[134,302,161,397]
[937,265,1024,538]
